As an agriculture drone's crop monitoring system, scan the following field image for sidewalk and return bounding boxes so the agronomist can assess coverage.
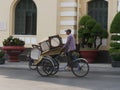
[0,61,120,72]
[0,61,28,69]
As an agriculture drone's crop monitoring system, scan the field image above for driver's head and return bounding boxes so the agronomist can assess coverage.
[65,29,71,35]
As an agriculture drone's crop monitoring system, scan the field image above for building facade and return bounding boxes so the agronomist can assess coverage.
[0,0,119,49]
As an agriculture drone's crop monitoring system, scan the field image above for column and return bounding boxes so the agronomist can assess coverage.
[58,0,78,43]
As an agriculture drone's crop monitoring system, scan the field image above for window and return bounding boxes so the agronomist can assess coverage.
[88,0,108,29]
[15,0,37,35]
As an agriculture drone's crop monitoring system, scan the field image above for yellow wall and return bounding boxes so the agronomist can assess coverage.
[107,0,118,49]
[0,0,58,47]
[0,0,119,49]
[0,0,12,46]
[35,0,58,41]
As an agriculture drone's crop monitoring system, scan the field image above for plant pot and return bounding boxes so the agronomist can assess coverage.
[111,60,120,67]
[2,46,25,62]
[0,58,5,64]
[80,50,98,63]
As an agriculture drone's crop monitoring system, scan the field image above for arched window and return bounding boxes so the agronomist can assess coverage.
[88,0,108,29]
[15,0,37,35]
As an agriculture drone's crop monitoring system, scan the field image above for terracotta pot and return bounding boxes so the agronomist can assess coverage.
[2,46,25,62]
[80,50,98,63]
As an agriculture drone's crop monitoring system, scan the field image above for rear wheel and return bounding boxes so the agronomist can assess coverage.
[36,58,54,76]
[71,58,89,77]
[27,57,36,70]
[51,58,59,75]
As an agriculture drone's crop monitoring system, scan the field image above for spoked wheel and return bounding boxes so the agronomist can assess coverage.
[51,57,59,75]
[36,58,54,77]
[71,58,89,77]
[27,57,37,70]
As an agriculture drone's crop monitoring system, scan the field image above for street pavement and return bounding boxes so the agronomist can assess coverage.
[0,61,120,90]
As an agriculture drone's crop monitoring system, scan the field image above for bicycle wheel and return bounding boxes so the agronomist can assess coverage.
[44,55,59,76]
[27,57,37,70]
[36,58,54,76]
[51,57,59,75]
[71,58,89,77]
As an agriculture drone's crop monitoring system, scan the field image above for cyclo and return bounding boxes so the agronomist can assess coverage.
[27,35,89,77]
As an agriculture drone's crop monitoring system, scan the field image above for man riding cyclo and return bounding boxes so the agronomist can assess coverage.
[61,29,77,70]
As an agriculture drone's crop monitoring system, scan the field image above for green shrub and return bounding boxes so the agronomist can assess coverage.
[91,23,103,36]
[87,37,94,44]
[110,42,120,49]
[3,36,25,46]
[109,12,120,61]
[109,48,120,54]
[111,35,120,41]
[85,19,96,30]
[109,48,120,61]
[78,28,84,38]
[78,15,108,49]
[110,12,120,33]
[79,15,91,25]
[101,29,109,38]
[111,54,120,61]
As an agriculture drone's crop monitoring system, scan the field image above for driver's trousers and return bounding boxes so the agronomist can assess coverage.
[66,50,74,67]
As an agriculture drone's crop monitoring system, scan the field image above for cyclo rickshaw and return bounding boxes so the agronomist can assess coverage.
[27,35,89,77]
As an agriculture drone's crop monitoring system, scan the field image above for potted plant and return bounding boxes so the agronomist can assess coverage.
[109,12,120,67]
[2,36,25,62]
[0,49,5,64]
[78,15,108,63]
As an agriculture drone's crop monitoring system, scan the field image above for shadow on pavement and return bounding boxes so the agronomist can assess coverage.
[0,67,120,90]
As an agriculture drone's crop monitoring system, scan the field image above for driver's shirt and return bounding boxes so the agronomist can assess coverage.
[63,34,76,52]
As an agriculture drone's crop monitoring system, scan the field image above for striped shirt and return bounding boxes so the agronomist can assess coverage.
[63,34,76,52]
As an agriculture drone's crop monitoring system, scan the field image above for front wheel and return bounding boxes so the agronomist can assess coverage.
[71,58,89,77]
